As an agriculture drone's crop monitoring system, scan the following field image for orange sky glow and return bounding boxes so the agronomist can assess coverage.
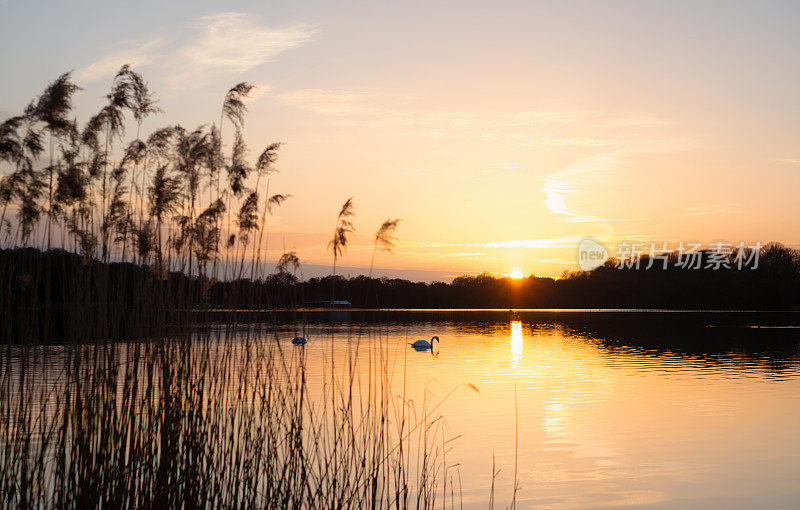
[2,1,799,280]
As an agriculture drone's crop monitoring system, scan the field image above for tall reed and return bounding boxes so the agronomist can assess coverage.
[0,68,460,508]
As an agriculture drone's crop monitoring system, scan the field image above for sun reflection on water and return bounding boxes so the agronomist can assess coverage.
[510,320,523,360]
[273,317,800,508]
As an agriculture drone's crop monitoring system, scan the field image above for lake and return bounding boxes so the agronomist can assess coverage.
[3,310,800,508]
[273,310,800,509]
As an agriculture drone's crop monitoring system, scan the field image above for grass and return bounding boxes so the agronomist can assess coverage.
[0,296,464,508]
[0,67,470,508]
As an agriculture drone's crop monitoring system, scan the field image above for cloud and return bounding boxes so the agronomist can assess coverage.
[274,90,660,149]
[540,155,731,231]
[76,38,162,82]
[181,13,317,74]
[512,137,632,148]
[541,154,621,221]
[605,204,731,223]
[540,154,731,229]
[491,162,519,170]
[481,234,662,251]
[276,89,383,116]
[76,13,317,86]
[531,258,578,264]
[510,110,584,123]
[482,237,583,249]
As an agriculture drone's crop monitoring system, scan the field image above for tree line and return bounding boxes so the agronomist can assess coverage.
[3,241,798,327]
[235,241,800,309]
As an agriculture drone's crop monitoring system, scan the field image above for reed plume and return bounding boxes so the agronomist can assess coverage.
[328,197,355,300]
[370,218,401,276]
[0,68,462,510]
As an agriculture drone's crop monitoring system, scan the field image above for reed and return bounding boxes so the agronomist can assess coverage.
[0,311,460,507]
[0,68,462,508]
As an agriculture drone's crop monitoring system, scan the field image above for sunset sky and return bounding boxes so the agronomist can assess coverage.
[2,0,799,280]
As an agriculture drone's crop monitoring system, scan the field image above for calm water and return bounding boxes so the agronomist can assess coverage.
[277,311,800,509]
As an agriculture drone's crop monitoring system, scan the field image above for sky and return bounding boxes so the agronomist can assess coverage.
[1,0,799,281]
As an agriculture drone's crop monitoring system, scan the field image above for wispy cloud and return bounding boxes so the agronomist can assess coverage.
[273,93,670,149]
[482,237,582,249]
[491,162,519,170]
[180,13,317,75]
[510,110,584,123]
[480,234,661,251]
[541,154,620,221]
[397,241,470,249]
[277,89,382,116]
[532,258,578,264]
[275,90,644,144]
[602,204,732,223]
[512,137,633,148]
[77,38,163,82]
[76,13,317,86]
[540,153,730,228]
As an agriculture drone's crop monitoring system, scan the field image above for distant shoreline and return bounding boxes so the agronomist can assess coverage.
[197,307,800,313]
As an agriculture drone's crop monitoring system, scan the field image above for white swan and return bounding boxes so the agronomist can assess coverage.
[409,336,439,350]
[291,336,308,345]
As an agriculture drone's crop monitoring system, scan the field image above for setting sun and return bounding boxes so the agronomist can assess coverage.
[510,269,524,279]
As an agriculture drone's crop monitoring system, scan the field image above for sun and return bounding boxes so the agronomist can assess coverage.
[509,269,524,279]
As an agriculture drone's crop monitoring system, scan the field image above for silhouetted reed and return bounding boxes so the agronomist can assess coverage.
[0,68,457,508]
[328,197,355,301]
[0,317,457,507]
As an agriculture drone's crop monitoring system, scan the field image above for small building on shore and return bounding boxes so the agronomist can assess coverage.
[306,300,352,308]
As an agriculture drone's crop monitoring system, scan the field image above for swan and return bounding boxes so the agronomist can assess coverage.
[409,336,439,350]
[291,336,308,345]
